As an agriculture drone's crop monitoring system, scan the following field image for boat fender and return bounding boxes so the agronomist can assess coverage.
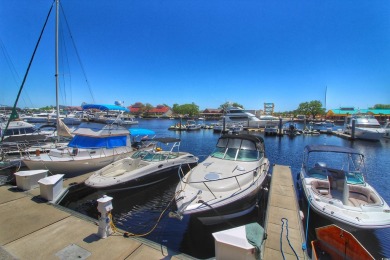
[299,210,304,220]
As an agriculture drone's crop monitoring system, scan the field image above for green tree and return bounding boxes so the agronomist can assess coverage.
[372,104,390,109]
[171,103,199,117]
[296,100,325,119]
[219,102,244,112]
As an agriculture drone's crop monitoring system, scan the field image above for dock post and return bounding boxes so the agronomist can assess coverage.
[223,117,226,133]
[278,117,283,136]
[351,118,356,139]
[97,195,114,239]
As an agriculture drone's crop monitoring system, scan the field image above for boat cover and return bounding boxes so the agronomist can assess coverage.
[82,104,129,112]
[68,135,127,148]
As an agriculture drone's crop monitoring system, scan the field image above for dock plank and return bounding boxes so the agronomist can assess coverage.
[0,196,70,245]
[262,164,307,259]
[4,216,142,260]
[0,184,193,259]
[0,186,27,204]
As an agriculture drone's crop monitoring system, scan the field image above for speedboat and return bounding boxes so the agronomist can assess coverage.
[344,114,385,141]
[85,137,198,191]
[22,105,137,177]
[299,145,390,230]
[186,120,201,131]
[172,133,270,225]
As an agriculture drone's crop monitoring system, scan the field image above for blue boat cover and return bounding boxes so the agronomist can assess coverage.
[68,135,127,148]
[82,104,129,112]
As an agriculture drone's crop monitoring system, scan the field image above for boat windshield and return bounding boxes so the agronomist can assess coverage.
[306,151,366,184]
[131,150,149,159]
[211,138,260,161]
[142,152,168,162]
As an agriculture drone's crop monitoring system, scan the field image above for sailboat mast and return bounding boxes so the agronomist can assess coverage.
[55,0,60,141]
[324,85,327,110]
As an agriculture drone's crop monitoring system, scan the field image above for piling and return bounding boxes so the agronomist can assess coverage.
[351,118,356,139]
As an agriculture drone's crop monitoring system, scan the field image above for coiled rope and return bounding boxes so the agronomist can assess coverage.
[280,218,299,260]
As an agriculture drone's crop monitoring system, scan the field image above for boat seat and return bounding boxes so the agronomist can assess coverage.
[311,180,331,197]
[348,185,370,203]
[348,185,381,205]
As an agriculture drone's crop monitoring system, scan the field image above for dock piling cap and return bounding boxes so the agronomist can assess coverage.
[97,195,113,203]
[38,174,64,185]
[14,169,49,177]
[97,195,113,213]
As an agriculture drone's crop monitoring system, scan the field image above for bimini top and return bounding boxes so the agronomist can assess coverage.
[82,104,129,112]
[305,145,362,155]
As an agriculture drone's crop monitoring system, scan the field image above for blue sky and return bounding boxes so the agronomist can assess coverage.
[1,0,389,112]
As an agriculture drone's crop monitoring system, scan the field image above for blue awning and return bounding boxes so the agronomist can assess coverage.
[82,104,129,112]
[129,128,155,136]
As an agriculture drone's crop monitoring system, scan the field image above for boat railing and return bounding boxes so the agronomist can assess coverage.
[177,161,198,180]
[24,144,133,161]
[178,162,268,199]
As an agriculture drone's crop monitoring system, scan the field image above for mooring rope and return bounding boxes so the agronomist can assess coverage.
[280,218,299,260]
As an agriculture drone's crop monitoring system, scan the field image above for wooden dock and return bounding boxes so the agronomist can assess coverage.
[0,180,194,260]
[262,164,308,259]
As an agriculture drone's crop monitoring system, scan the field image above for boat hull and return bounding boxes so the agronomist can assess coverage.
[300,178,390,230]
[185,184,264,225]
[86,162,197,192]
[344,128,385,141]
[23,151,132,177]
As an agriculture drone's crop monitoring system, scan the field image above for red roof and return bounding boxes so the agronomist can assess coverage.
[149,106,170,113]
[127,105,170,113]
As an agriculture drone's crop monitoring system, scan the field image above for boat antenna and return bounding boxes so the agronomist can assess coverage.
[1,2,54,142]
[324,85,327,111]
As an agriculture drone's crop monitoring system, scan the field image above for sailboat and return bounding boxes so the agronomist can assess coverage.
[23,104,136,177]
[3,1,136,177]
[1,1,74,167]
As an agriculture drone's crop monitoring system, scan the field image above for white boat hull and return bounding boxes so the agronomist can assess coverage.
[23,148,133,177]
[345,127,385,141]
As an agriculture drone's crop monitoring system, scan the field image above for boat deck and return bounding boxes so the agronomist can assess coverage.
[0,178,194,260]
[262,164,308,259]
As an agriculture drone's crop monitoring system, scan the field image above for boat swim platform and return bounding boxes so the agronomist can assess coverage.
[0,184,195,260]
[262,164,308,260]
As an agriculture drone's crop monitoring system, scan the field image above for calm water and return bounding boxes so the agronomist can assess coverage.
[60,119,390,259]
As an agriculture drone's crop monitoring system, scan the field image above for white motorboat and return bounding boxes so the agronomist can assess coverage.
[383,120,390,139]
[186,120,201,131]
[344,114,385,141]
[264,121,279,136]
[85,137,198,191]
[1,120,45,142]
[22,105,137,177]
[220,107,288,129]
[299,145,390,230]
[104,114,139,127]
[173,133,270,225]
